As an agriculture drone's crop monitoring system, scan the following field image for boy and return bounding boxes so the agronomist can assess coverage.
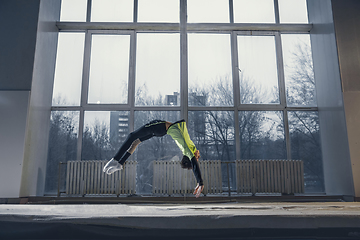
[103,119,204,197]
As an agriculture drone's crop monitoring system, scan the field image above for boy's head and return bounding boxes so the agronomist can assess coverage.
[180,155,192,169]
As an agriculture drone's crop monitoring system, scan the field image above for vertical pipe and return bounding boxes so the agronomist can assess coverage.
[227,162,231,196]
[57,162,62,197]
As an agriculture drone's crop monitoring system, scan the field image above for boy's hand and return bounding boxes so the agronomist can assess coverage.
[194,150,200,160]
[193,183,204,198]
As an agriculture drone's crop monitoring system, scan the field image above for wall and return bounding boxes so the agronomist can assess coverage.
[331,0,360,199]
[0,0,40,91]
[20,0,61,197]
[0,92,29,197]
[307,0,354,197]
[0,0,40,198]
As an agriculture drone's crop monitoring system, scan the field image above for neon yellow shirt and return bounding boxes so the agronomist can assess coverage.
[167,120,197,160]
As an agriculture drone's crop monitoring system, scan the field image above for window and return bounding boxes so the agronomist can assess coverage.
[47,1,322,194]
[82,111,129,160]
[88,34,130,104]
[138,0,179,22]
[188,34,233,106]
[288,111,323,192]
[234,0,275,23]
[52,33,85,106]
[60,0,87,22]
[45,111,79,194]
[187,0,229,23]
[188,111,236,161]
[278,0,308,23]
[91,0,133,22]
[135,33,180,106]
[282,34,316,106]
[238,35,279,104]
[239,111,286,159]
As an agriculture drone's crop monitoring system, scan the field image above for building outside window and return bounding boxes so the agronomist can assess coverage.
[46,0,323,195]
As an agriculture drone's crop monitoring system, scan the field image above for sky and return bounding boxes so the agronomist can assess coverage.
[54,0,309,126]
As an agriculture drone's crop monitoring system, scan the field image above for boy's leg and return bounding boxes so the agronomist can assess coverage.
[113,125,151,161]
[104,131,152,174]
[118,138,141,165]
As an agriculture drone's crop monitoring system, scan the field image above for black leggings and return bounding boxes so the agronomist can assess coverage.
[113,120,167,164]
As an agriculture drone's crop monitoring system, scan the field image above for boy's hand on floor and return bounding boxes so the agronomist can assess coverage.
[193,183,204,198]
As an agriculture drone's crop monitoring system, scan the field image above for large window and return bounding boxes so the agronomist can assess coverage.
[47,0,323,195]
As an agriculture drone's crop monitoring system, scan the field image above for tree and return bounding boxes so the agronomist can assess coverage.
[45,110,78,194]
[286,39,324,192]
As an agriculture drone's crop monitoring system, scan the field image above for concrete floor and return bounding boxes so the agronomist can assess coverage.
[1,201,360,239]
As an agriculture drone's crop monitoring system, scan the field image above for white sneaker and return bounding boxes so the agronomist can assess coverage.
[106,163,123,175]
[103,158,119,173]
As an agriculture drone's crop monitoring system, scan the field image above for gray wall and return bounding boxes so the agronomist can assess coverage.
[0,0,40,90]
[308,0,354,196]
[0,91,29,197]
[332,0,360,198]
[0,0,40,198]
[20,0,61,197]
[0,0,60,198]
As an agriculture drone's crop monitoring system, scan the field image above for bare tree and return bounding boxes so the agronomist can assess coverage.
[286,41,316,106]
[286,40,324,192]
[45,110,78,194]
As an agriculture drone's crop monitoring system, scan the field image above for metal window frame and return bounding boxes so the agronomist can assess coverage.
[52,0,316,161]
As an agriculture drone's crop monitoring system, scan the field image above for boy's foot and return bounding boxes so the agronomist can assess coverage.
[106,163,123,175]
[103,158,119,173]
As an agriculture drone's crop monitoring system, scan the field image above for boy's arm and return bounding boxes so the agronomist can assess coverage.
[191,156,203,186]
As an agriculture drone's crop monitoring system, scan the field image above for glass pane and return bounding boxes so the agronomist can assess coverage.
[82,111,129,160]
[91,0,133,22]
[134,111,181,194]
[187,0,229,23]
[52,33,85,106]
[239,111,286,159]
[188,111,236,161]
[238,36,279,104]
[279,0,308,23]
[234,0,275,23]
[45,111,79,194]
[135,33,180,106]
[88,35,130,104]
[288,111,324,192]
[282,34,316,107]
[138,0,179,22]
[188,34,233,106]
[60,0,87,22]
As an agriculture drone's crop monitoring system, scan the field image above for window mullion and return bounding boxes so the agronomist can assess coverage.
[128,31,136,132]
[274,0,280,24]
[275,32,287,109]
[229,0,234,24]
[275,32,291,159]
[231,31,241,160]
[77,30,92,160]
[133,0,138,23]
[284,109,292,160]
[180,0,188,121]
[86,0,91,22]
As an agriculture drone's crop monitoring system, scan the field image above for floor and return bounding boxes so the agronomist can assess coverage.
[1,198,360,239]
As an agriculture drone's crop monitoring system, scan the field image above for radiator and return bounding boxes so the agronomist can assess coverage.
[153,160,222,195]
[66,160,137,196]
[235,160,304,194]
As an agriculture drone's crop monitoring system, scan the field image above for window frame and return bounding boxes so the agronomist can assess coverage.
[53,0,317,168]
